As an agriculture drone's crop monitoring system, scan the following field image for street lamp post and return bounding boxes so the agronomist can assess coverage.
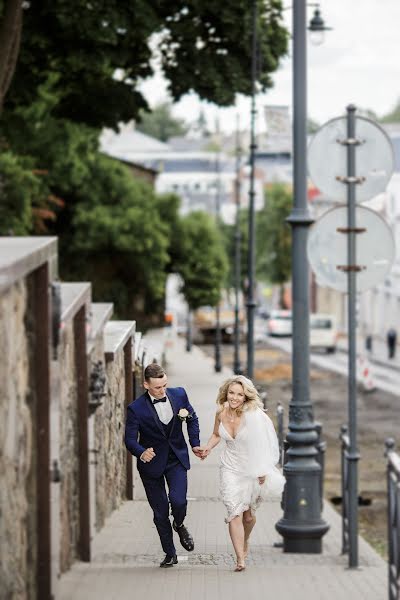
[345,105,359,567]
[234,116,242,375]
[275,0,329,552]
[215,147,222,373]
[246,0,257,380]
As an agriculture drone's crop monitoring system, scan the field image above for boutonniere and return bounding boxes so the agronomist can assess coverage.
[177,408,192,421]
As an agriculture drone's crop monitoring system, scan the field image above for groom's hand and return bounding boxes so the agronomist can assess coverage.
[191,446,203,459]
[140,447,156,463]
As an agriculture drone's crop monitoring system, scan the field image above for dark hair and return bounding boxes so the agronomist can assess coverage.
[144,363,166,381]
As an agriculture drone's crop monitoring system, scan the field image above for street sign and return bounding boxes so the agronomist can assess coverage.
[308,116,394,202]
[307,204,395,292]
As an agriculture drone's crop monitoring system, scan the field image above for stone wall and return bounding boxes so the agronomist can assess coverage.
[94,349,127,530]
[0,238,139,599]
[0,278,36,599]
[58,319,80,574]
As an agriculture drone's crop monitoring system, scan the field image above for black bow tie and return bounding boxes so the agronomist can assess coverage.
[153,396,167,405]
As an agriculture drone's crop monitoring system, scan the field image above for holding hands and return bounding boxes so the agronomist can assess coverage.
[199,447,211,460]
[192,446,210,459]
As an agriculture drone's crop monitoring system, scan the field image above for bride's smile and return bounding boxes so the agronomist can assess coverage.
[227,383,245,411]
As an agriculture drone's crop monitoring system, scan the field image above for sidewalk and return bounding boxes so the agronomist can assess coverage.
[58,333,387,600]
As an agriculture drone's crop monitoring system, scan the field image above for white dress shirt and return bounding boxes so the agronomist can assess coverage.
[149,393,173,425]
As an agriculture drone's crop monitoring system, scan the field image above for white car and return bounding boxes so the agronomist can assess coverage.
[309,313,338,353]
[267,310,292,337]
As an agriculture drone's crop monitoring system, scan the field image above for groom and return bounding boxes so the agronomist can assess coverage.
[125,363,202,567]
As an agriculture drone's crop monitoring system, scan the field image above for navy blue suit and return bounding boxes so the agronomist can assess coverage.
[125,387,200,556]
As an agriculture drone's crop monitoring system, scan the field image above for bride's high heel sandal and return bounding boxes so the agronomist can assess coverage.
[234,563,246,572]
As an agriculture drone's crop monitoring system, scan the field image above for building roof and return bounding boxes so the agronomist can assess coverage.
[100,124,171,164]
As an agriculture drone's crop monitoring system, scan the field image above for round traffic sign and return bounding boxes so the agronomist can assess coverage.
[308,116,394,202]
[307,204,395,292]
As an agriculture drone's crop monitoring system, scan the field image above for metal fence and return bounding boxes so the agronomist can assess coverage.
[315,422,326,512]
[276,402,284,467]
[340,424,350,554]
[385,438,400,600]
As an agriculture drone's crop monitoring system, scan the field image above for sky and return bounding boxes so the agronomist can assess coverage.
[138,0,400,135]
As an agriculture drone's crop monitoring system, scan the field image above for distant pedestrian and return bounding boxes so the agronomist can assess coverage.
[365,334,373,357]
[387,328,397,359]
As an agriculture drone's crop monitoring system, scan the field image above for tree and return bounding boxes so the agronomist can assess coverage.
[1,1,288,125]
[136,102,189,141]
[380,98,400,123]
[307,117,320,134]
[62,155,176,322]
[220,211,248,293]
[0,151,42,234]
[175,211,228,310]
[256,183,292,306]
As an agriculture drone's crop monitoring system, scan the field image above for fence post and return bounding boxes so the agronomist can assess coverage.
[340,424,349,554]
[315,422,326,511]
[277,403,284,468]
[385,437,398,600]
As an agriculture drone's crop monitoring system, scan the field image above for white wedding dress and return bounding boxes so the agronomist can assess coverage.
[219,408,285,523]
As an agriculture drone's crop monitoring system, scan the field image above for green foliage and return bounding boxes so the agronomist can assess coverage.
[175,212,228,309]
[137,102,189,141]
[220,211,249,292]
[3,1,288,128]
[0,0,288,324]
[0,151,45,235]
[307,117,320,134]
[63,155,175,318]
[380,98,400,123]
[256,184,292,285]
[157,1,288,107]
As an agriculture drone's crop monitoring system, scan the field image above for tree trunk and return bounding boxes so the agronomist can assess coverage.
[0,0,23,113]
[279,283,285,309]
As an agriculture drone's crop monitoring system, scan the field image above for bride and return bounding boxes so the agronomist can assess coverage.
[202,375,285,572]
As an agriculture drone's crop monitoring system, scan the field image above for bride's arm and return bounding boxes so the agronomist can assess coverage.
[201,413,221,459]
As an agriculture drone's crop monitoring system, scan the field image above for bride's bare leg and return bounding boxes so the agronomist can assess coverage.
[243,510,256,558]
[228,515,245,569]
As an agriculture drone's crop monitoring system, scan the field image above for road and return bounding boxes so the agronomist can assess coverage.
[262,333,400,397]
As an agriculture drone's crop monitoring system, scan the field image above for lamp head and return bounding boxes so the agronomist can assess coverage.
[308,6,332,46]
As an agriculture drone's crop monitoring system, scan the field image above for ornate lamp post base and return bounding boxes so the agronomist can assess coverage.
[275,406,329,553]
[276,475,330,553]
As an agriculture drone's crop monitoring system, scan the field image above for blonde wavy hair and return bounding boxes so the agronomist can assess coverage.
[216,375,263,416]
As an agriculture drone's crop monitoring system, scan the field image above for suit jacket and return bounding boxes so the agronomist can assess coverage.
[124,387,200,478]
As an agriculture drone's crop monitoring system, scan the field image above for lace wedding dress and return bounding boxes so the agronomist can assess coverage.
[219,408,285,523]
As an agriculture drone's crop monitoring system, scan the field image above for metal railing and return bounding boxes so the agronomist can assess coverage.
[276,402,285,467]
[315,422,326,512]
[340,424,350,554]
[386,438,400,600]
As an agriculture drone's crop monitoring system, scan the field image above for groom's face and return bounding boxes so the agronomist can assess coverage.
[144,375,168,399]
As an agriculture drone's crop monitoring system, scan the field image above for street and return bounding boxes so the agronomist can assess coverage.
[256,326,400,397]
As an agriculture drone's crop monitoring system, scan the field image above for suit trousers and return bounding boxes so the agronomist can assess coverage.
[140,454,188,556]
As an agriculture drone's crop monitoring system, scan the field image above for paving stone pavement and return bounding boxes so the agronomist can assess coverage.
[57,331,388,600]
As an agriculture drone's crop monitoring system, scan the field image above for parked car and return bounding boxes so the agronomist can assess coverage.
[309,313,338,353]
[267,310,292,337]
